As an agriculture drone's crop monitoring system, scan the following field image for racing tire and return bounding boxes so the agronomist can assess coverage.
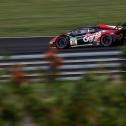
[100,34,114,47]
[115,33,124,46]
[55,35,70,49]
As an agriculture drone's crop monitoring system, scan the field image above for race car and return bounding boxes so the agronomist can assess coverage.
[49,24,126,49]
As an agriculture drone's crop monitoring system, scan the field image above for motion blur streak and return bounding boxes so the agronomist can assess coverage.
[0,37,125,81]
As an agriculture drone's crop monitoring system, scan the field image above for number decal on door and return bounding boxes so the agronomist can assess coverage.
[70,37,77,46]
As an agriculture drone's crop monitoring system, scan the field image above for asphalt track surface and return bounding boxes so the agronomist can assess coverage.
[0,36,121,55]
[0,37,51,54]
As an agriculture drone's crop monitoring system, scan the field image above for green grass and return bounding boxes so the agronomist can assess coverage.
[0,0,126,37]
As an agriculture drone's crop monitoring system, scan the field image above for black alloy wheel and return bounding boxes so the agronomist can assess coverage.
[55,35,69,49]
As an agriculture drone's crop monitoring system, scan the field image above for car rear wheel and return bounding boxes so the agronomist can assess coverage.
[55,35,70,49]
[100,34,113,47]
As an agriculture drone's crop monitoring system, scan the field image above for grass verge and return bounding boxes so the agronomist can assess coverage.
[0,0,126,36]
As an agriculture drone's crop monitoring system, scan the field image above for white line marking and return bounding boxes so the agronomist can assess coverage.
[0,51,121,60]
[1,70,125,78]
[4,63,119,71]
[0,58,125,66]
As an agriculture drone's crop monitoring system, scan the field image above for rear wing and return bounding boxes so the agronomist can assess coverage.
[96,24,117,29]
[97,23,126,30]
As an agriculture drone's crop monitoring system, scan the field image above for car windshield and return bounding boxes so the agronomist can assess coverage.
[71,28,88,35]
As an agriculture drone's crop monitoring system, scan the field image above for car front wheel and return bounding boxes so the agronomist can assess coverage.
[55,35,70,49]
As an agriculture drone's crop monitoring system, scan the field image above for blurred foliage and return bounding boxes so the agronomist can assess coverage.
[0,47,126,126]
[121,45,126,80]
[0,0,126,36]
[122,45,126,56]
[0,72,126,126]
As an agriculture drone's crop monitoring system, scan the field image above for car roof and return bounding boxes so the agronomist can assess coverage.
[72,26,98,30]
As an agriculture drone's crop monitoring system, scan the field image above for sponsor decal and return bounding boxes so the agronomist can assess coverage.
[70,37,77,46]
[83,32,101,42]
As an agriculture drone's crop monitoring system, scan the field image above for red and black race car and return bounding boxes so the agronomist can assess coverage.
[49,24,126,49]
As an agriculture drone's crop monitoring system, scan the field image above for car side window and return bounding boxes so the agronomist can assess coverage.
[79,28,88,34]
[88,28,96,33]
[71,28,88,36]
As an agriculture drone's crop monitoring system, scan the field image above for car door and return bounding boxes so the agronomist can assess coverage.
[70,28,89,45]
[83,27,101,43]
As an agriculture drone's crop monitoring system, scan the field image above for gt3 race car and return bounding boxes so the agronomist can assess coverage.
[49,24,126,49]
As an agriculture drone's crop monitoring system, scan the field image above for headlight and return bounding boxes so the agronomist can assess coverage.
[50,41,53,44]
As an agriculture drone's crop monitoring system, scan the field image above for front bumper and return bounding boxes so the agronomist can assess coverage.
[49,42,56,48]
